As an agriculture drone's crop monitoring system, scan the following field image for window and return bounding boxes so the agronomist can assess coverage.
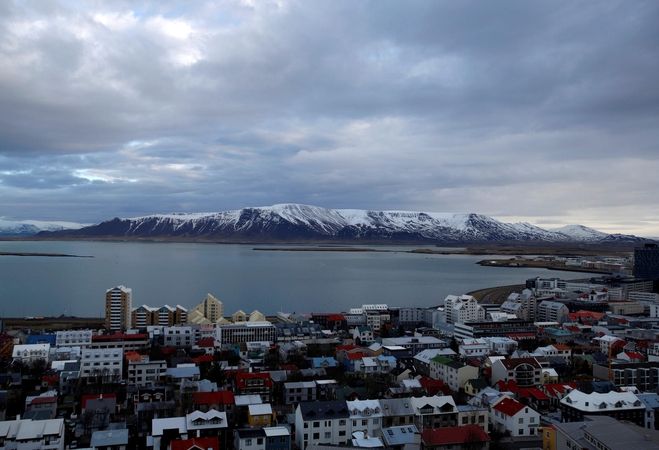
[246,439,252,446]
[324,432,331,439]
[313,421,320,428]
[339,431,346,437]
[257,438,263,445]
[462,417,468,424]
[373,418,379,425]
[313,433,319,440]
[519,429,523,435]
[362,419,367,426]
[339,420,346,426]
[280,437,286,443]
[352,420,357,427]
[519,418,524,424]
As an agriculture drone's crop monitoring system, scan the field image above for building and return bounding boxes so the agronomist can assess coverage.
[0,418,65,450]
[55,330,92,347]
[491,358,543,388]
[560,390,645,426]
[12,343,50,364]
[537,301,570,324]
[421,425,490,450]
[105,285,132,333]
[189,294,224,325]
[346,400,383,438]
[444,295,486,325]
[550,415,659,450]
[428,356,478,393]
[294,400,351,449]
[236,373,274,402]
[491,397,540,437]
[216,322,276,345]
[132,305,188,328]
[283,382,317,405]
[635,244,659,280]
[127,360,167,387]
[80,347,123,380]
[409,396,458,429]
[593,362,659,392]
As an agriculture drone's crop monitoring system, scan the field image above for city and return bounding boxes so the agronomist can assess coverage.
[1,244,659,449]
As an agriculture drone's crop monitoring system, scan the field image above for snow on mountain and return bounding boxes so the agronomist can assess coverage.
[549,224,609,241]
[0,219,89,236]
[36,203,652,245]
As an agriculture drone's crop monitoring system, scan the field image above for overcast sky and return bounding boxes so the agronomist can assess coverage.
[1,1,658,235]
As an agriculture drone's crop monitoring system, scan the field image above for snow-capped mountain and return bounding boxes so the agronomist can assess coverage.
[0,219,89,237]
[35,204,652,246]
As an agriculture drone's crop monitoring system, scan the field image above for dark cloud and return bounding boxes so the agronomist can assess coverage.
[0,1,657,234]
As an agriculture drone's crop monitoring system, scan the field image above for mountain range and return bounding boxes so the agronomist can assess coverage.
[26,204,652,246]
[0,219,89,237]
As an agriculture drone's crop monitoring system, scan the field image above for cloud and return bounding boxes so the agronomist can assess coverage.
[0,0,657,235]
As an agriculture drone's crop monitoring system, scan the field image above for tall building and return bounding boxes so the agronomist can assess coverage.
[188,294,224,325]
[105,285,132,333]
[131,304,188,328]
[444,295,485,324]
[635,243,659,280]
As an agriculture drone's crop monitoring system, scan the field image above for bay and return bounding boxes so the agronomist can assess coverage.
[0,241,594,318]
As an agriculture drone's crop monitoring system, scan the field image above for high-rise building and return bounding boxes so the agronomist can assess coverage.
[634,243,659,280]
[189,293,224,325]
[105,285,132,332]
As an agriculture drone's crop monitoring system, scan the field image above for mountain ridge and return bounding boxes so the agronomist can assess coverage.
[32,204,653,246]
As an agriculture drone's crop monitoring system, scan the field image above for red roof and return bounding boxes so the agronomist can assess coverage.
[418,376,451,396]
[496,380,519,393]
[525,387,550,400]
[236,372,273,388]
[93,333,148,341]
[171,436,219,450]
[81,393,117,408]
[327,314,346,321]
[624,351,644,360]
[280,365,299,371]
[337,344,360,352]
[543,382,577,397]
[193,390,235,406]
[611,340,627,348]
[493,397,525,417]
[30,396,57,405]
[422,425,490,446]
[191,355,215,364]
[197,338,215,348]
[346,352,368,360]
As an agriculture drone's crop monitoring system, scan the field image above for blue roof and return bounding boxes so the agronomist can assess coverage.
[26,334,56,345]
[312,357,338,367]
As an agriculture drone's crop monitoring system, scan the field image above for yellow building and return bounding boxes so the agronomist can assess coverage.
[189,294,224,325]
[538,425,556,450]
[247,403,276,427]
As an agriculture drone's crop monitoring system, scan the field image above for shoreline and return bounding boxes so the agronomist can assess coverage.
[0,252,93,258]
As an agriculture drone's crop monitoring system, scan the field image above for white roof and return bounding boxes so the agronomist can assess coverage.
[264,427,289,437]
[249,404,273,415]
[152,417,186,436]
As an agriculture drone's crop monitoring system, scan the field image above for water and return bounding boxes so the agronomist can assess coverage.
[0,241,594,318]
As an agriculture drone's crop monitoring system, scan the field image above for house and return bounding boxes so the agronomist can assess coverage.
[236,373,274,402]
[353,326,374,344]
[464,378,489,397]
[421,425,490,450]
[235,427,292,450]
[127,360,167,387]
[193,390,235,423]
[151,411,228,450]
[413,349,458,377]
[376,425,420,449]
[457,404,488,431]
[491,397,540,437]
[379,398,416,428]
[294,400,351,449]
[541,383,577,409]
[346,399,383,437]
[91,429,129,450]
[491,358,543,388]
[429,355,478,392]
[550,415,659,450]
[0,418,65,450]
[560,390,645,427]
[409,396,458,429]
[283,381,317,405]
[171,437,219,450]
[248,403,276,427]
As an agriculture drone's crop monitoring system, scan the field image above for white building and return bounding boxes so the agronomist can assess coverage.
[490,396,540,437]
[295,400,351,449]
[163,326,194,347]
[12,344,50,365]
[127,360,167,387]
[346,399,383,437]
[0,418,65,450]
[444,295,486,324]
[56,330,92,347]
[80,347,123,380]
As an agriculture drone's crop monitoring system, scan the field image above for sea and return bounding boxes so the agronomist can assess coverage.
[0,241,596,318]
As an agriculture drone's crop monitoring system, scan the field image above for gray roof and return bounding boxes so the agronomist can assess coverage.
[380,425,419,446]
[298,400,350,420]
[90,429,129,447]
[379,398,415,417]
[556,415,659,449]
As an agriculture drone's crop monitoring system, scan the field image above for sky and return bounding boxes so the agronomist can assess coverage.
[0,1,658,236]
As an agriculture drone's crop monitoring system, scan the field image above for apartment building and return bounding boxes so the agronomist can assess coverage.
[127,360,167,387]
[105,285,132,333]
